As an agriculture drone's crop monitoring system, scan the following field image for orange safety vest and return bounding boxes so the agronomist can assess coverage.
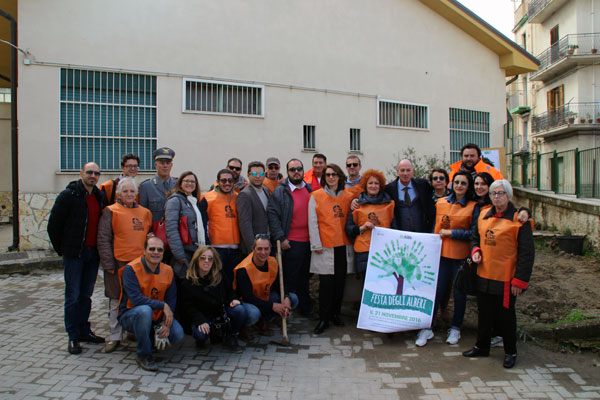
[119,257,173,322]
[263,177,284,194]
[351,202,395,253]
[204,190,240,245]
[233,253,278,301]
[477,212,522,282]
[434,198,477,260]
[304,169,322,190]
[448,159,504,182]
[312,189,352,248]
[108,203,153,263]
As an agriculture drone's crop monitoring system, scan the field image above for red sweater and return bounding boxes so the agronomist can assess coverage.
[288,187,310,242]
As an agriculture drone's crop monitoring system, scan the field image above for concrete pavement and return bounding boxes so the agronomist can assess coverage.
[0,270,599,399]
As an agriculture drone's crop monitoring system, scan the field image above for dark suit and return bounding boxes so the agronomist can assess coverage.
[385,177,435,233]
[237,185,271,255]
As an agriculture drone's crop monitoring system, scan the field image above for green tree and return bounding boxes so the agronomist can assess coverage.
[386,146,450,181]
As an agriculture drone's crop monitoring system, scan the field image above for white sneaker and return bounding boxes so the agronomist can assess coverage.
[415,329,434,347]
[445,328,461,345]
[491,336,504,347]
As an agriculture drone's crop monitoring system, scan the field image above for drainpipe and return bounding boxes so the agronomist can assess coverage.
[0,9,19,252]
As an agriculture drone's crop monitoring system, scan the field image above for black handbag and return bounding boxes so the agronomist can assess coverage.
[454,257,477,296]
[209,306,231,343]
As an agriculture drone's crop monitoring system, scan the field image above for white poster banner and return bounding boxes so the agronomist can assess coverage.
[357,227,441,333]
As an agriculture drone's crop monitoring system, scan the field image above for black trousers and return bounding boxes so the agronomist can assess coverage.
[318,246,347,321]
[282,240,312,314]
[475,291,518,355]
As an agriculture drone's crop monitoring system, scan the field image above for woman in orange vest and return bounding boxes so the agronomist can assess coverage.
[463,180,534,369]
[308,163,355,335]
[416,171,479,347]
[345,169,395,278]
[97,177,152,353]
[179,246,247,352]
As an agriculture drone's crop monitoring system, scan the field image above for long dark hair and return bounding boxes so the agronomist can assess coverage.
[474,172,494,206]
[451,170,475,201]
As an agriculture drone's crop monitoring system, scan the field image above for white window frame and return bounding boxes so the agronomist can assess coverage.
[182,78,264,118]
[377,98,429,131]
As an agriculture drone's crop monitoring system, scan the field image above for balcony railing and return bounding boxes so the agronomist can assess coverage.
[531,33,600,79]
[531,102,600,134]
[528,0,553,19]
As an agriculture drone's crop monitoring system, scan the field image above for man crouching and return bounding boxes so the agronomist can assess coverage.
[118,237,184,371]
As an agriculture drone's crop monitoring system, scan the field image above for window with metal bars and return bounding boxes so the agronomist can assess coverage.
[60,68,157,171]
[377,99,428,129]
[303,125,316,150]
[184,79,263,117]
[449,107,490,163]
[350,128,361,152]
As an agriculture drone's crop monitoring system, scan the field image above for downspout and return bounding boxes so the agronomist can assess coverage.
[506,75,519,86]
[0,9,19,251]
[594,0,598,149]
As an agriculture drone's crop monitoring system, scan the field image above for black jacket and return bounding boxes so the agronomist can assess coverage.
[47,180,107,258]
[179,272,236,328]
[385,177,435,233]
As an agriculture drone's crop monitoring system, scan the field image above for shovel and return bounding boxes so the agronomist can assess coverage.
[269,239,290,346]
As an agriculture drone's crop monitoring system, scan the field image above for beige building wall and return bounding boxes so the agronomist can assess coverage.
[17,0,510,249]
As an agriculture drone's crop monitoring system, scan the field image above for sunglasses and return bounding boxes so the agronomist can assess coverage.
[288,167,303,173]
[346,163,359,168]
[454,181,468,186]
[250,171,265,177]
[147,247,164,253]
[220,178,234,184]
[325,172,338,177]
[199,255,214,261]
[227,165,242,171]
[431,176,446,181]
[255,233,271,240]
[85,170,101,176]
[268,164,280,169]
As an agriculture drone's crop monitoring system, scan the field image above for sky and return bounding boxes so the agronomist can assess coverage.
[457,0,516,40]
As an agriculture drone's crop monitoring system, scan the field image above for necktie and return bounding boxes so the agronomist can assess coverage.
[403,187,411,206]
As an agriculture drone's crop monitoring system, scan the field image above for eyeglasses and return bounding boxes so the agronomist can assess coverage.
[490,191,507,197]
[147,247,164,253]
[124,164,139,169]
[288,167,303,173]
[268,164,280,170]
[85,170,101,176]
[199,255,213,261]
[346,163,359,168]
[325,172,338,177]
[431,176,446,181]
[255,233,271,240]
[250,171,265,177]
[219,178,234,184]
[182,179,196,184]
[227,165,242,172]
[453,181,468,186]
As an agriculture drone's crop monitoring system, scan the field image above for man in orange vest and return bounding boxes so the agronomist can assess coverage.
[99,153,140,205]
[118,237,184,371]
[448,143,504,182]
[233,235,298,329]
[263,157,284,194]
[303,153,326,191]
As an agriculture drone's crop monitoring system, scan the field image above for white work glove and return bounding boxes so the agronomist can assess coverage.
[154,324,171,351]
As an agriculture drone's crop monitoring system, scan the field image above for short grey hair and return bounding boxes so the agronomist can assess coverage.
[489,179,512,200]
[116,177,139,196]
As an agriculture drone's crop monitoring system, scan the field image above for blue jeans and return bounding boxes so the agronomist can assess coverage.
[433,257,467,329]
[191,304,248,343]
[63,247,100,340]
[215,248,241,284]
[243,292,299,326]
[281,240,312,314]
[120,305,184,356]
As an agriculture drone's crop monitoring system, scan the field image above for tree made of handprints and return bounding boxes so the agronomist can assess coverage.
[369,240,435,295]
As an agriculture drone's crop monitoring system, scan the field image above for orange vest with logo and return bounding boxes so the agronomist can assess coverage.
[477,212,522,282]
[351,202,395,253]
[449,159,504,182]
[312,189,352,248]
[109,203,153,262]
[233,253,278,301]
[204,191,240,245]
[119,257,173,322]
[263,177,284,194]
[434,198,477,260]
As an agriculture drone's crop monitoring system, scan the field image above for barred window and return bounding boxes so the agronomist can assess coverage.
[303,125,316,150]
[184,79,263,117]
[449,107,490,163]
[60,68,157,171]
[377,99,428,129]
[350,128,361,152]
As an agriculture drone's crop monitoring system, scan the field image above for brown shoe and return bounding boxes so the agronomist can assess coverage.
[105,340,120,353]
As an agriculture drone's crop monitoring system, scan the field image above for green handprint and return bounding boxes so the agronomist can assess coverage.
[370,239,432,295]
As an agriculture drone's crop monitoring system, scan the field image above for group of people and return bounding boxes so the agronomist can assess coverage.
[47,142,533,371]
